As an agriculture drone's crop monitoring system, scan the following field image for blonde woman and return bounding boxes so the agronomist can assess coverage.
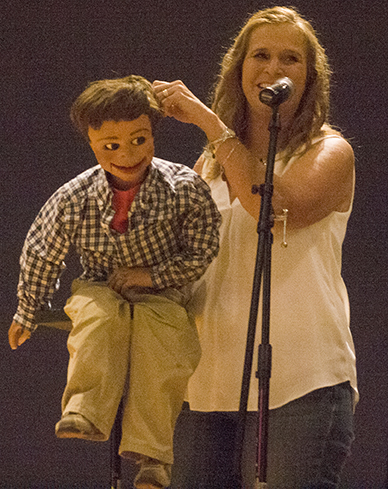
[154,6,357,488]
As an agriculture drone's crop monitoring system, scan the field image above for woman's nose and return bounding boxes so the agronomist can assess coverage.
[264,58,284,78]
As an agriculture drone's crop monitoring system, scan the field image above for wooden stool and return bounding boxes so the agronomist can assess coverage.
[36,309,123,489]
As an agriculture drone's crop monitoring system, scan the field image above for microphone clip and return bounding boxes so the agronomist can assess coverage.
[259,77,294,107]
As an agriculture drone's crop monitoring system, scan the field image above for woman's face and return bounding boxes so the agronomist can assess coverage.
[242,23,308,121]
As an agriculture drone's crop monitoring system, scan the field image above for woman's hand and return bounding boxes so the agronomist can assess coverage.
[153,80,225,141]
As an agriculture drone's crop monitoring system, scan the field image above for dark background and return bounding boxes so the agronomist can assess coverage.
[1,0,387,487]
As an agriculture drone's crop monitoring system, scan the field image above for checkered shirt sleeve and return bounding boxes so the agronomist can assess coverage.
[149,170,221,289]
[13,180,83,331]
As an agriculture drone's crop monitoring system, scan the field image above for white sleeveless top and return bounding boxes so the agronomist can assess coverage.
[187,135,358,411]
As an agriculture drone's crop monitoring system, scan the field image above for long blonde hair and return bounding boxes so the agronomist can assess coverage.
[205,6,335,179]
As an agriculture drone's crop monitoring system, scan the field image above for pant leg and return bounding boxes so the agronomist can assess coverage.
[171,406,243,489]
[119,294,201,465]
[170,383,354,489]
[314,383,355,488]
[265,383,354,488]
[62,280,132,437]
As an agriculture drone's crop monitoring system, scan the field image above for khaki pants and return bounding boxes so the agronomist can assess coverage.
[62,280,201,464]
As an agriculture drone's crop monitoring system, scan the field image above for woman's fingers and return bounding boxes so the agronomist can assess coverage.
[153,80,208,125]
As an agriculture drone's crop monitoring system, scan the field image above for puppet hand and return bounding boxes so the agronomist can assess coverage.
[108,267,153,295]
[8,321,31,350]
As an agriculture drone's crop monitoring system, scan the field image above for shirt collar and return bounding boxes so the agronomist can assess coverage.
[89,160,160,209]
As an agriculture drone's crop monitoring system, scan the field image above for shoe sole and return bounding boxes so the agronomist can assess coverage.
[55,420,106,442]
[55,429,106,441]
[135,484,163,489]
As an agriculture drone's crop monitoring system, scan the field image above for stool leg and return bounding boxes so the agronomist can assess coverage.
[110,401,123,489]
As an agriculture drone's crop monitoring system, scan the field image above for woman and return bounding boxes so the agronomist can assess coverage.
[154,6,357,488]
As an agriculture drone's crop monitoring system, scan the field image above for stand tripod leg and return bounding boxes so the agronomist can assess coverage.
[256,231,272,484]
[110,401,123,489]
[235,105,280,487]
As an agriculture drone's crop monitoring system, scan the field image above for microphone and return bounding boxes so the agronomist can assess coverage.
[259,77,294,107]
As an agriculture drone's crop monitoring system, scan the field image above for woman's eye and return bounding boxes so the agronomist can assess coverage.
[104,143,120,150]
[254,51,268,60]
[132,136,146,146]
[283,54,300,64]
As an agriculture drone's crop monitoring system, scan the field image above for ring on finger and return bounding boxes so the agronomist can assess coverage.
[163,89,169,98]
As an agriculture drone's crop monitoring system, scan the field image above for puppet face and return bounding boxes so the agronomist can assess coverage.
[88,115,154,190]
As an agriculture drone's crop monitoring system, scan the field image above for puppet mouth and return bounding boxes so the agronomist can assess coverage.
[112,159,145,173]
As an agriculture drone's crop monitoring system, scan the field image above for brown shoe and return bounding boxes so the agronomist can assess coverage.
[133,456,171,489]
[55,413,106,441]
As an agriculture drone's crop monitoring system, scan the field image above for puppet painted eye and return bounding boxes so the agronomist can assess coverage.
[132,136,146,146]
[105,143,120,150]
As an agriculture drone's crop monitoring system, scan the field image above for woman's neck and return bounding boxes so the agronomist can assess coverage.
[245,111,271,158]
[245,109,290,158]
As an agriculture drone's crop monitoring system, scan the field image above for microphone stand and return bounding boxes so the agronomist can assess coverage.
[234,103,281,489]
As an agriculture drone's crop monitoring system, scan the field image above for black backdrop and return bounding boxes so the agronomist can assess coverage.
[1,0,387,487]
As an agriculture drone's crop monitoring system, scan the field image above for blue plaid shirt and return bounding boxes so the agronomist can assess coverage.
[14,158,221,331]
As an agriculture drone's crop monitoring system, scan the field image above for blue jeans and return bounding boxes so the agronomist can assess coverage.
[170,382,354,489]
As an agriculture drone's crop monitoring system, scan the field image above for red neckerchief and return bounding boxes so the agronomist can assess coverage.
[110,183,141,233]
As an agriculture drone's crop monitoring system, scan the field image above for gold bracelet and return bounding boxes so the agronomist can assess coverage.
[219,140,242,181]
[203,127,236,160]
